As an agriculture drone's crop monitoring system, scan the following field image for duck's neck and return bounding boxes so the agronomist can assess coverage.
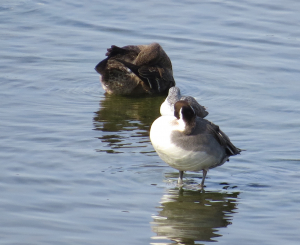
[176,117,195,135]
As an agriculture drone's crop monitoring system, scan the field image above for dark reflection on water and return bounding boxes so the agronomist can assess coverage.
[152,188,239,244]
[93,94,165,154]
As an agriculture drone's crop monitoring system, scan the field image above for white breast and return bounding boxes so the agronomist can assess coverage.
[150,116,220,172]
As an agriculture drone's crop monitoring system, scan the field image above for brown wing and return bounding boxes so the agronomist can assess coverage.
[95,45,139,75]
[115,59,175,93]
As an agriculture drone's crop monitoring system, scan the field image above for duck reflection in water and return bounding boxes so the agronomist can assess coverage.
[93,94,165,154]
[151,188,239,244]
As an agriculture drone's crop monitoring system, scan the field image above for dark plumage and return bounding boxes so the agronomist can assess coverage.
[95,43,175,95]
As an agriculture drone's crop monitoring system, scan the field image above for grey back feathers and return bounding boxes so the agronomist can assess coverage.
[173,101,241,158]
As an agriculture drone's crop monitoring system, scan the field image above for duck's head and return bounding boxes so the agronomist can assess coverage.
[174,101,196,133]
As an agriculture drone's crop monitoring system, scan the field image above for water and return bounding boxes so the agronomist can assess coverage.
[1,0,300,244]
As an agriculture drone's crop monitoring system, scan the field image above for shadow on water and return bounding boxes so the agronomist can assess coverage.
[151,188,240,245]
[93,94,165,154]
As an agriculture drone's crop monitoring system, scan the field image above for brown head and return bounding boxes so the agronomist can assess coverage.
[174,101,196,133]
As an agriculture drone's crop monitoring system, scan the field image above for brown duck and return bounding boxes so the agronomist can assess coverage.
[95,43,175,95]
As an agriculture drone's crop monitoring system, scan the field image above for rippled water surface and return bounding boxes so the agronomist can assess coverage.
[1,0,300,244]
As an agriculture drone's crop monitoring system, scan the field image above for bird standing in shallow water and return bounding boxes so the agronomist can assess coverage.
[95,43,175,95]
[150,100,241,188]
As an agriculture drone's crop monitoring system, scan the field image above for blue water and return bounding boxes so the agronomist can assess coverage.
[1,0,300,244]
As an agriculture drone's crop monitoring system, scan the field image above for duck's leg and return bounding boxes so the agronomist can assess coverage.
[200,169,208,188]
[178,171,184,185]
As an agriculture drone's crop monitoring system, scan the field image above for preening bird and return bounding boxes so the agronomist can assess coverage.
[150,100,241,187]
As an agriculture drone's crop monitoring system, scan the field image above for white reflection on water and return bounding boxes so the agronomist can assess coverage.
[151,188,239,244]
